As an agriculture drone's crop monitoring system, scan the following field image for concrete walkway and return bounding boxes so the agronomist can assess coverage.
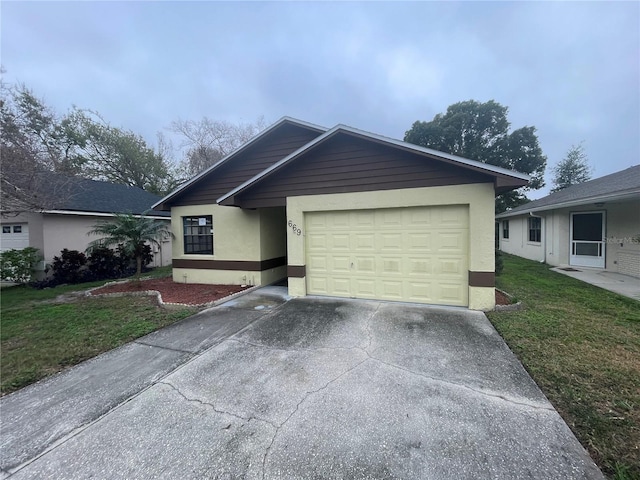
[551,267,640,300]
[0,287,604,479]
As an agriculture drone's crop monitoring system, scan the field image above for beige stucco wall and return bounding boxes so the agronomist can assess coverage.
[260,207,287,260]
[171,204,287,286]
[172,204,261,262]
[42,214,172,267]
[286,183,496,310]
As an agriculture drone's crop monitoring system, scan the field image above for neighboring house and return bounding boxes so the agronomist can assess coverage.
[154,117,529,310]
[0,175,172,270]
[496,165,640,278]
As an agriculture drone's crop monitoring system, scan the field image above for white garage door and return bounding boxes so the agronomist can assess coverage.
[305,205,469,306]
[0,224,29,252]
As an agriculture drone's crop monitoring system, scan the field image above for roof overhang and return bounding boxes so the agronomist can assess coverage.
[152,117,327,211]
[496,189,640,219]
[218,124,530,206]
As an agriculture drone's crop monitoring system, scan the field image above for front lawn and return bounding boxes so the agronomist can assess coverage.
[0,267,196,395]
[487,254,640,479]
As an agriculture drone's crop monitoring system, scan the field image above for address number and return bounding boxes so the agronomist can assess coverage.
[287,220,302,236]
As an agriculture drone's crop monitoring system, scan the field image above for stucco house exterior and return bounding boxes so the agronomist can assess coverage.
[0,175,172,270]
[154,117,529,310]
[496,165,640,278]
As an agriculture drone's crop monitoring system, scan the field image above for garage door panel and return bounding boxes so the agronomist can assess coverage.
[330,256,351,273]
[353,278,376,297]
[407,209,432,226]
[331,277,351,295]
[406,281,433,302]
[305,206,469,306]
[307,255,328,272]
[354,233,375,250]
[354,211,375,228]
[381,257,403,275]
[407,232,431,251]
[436,232,466,252]
[306,233,328,251]
[407,258,432,276]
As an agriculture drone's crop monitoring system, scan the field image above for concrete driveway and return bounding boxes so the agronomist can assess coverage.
[1,287,603,479]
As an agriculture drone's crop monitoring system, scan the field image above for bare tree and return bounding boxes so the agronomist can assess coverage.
[170,116,267,177]
[0,79,80,213]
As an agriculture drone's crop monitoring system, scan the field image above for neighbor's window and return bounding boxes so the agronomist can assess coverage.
[502,220,509,239]
[183,216,213,254]
[528,217,541,243]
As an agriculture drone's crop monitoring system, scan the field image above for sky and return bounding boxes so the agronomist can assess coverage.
[2,1,639,198]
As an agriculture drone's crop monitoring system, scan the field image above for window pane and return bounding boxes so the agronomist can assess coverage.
[13,226,22,233]
[572,213,602,241]
[575,242,600,256]
[183,215,213,255]
[2,226,10,234]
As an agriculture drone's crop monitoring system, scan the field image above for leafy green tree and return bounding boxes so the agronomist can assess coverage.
[87,213,170,278]
[551,143,592,192]
[404,100,547,212]
[73,111,175,195]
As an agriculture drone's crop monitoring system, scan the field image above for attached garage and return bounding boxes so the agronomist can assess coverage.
[0,224,29,252]
[305,206,469,306]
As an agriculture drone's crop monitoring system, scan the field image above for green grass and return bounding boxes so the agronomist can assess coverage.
[0,266,196,395]
[487,254,640,479]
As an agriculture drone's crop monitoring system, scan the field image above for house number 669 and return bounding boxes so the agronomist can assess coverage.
[287,220,302,236]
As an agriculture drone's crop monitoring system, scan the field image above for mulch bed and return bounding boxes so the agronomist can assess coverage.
[495,289,512,306]
[90,277,250,305]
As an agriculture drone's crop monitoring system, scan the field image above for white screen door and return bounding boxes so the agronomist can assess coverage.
[570,212,605,268]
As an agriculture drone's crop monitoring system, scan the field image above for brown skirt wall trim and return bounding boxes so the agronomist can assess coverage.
[174,256,286,271]
[287,265,306,278]
[468,271,495,287]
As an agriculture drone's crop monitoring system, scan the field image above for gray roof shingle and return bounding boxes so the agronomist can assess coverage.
[497,165,640,218]
[41,174,169,217]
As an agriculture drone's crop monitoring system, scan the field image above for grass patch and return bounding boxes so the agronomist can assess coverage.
[487,254,640,479]
[1,266,197,395]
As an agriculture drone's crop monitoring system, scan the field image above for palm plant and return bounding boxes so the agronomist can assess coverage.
[87,212,170,279]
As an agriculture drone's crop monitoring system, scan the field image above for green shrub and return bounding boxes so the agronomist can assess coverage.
[52,249,87,284]
[495,249,504,276]
[0,247,41,283]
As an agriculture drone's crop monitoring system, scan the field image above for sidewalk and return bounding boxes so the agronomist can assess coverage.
[551,267,640,300]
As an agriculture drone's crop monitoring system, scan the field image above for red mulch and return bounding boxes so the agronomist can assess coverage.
[90,277,249,305]
[495,289,512,306]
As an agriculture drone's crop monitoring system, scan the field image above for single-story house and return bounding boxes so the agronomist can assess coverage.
[154,117,529,310]
[0,174,172,270]
[496,165,640,278]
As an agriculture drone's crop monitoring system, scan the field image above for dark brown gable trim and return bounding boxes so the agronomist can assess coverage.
[174,256,286,271]
[287,265,306,278]
[468,271,495,287]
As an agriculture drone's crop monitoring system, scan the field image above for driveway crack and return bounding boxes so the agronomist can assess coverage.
[365,356,554,411]
[157,381,279,429]
[260,357,370,479]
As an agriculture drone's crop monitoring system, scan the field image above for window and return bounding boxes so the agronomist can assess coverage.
[183,216,213,254]
[502,220,509,239]
[528,217,541,243]
[2,226,10,234]
[13,226,22,233]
